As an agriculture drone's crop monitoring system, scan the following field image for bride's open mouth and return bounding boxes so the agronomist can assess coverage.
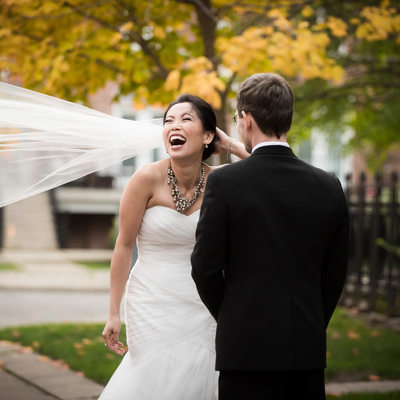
[169,134,187,150]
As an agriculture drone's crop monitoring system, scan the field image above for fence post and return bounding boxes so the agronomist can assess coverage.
[368,173,382,311]
[386,171,399,316]
[353,172,366,306]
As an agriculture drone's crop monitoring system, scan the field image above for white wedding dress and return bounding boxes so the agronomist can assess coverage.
[99,206,218,400]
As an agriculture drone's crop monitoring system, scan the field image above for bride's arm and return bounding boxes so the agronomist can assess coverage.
[215,127,250,160]
[102,165,154,355]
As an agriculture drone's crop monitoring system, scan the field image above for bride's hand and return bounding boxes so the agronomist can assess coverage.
[214,127,232,155]
[102,315,126,356]
[214,127,250,160]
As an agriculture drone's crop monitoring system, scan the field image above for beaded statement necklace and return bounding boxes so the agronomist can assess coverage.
[167,162,205,214]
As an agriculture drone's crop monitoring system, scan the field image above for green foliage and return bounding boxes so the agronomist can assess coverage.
[377,238,400,258]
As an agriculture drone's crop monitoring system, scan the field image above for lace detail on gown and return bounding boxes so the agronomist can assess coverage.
[99,206,218,400]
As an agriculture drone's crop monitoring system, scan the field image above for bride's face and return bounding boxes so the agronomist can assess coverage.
[163,102,213,160]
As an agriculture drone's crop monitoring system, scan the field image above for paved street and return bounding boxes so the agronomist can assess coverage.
[0,289,110,328]
[0,249,114,328]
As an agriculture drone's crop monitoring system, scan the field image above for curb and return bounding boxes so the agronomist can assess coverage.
[326,380,400,396]
[0,341,104,400]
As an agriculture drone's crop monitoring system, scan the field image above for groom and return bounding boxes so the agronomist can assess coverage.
[191,73,349,399]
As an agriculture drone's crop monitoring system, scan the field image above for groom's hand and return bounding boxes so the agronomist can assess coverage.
[102,315,127,356]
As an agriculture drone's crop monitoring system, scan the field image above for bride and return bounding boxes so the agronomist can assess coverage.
[99,94,249,400]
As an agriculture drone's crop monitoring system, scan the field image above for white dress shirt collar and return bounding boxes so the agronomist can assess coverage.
[252,141,290,153]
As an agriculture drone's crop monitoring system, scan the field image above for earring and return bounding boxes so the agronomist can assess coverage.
[205,144,208,149]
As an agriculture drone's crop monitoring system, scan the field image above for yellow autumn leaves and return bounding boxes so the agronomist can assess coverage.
[162,1,399,110]
[217,24,344,82]
[165,58,225,109]
[165,7,348,109]
[355,1,400,43]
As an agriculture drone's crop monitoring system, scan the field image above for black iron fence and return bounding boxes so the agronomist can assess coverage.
[343,171,400,316]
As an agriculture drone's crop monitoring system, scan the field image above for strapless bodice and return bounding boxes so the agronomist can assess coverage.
[136,205,200,266]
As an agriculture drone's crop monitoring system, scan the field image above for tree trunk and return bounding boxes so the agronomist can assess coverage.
[215,102,232,165]
[194,0,217,67]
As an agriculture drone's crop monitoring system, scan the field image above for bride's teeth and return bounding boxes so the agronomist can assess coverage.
[170,135,186,145]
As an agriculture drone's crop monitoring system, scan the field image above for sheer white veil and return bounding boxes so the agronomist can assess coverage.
[0,82,164,207]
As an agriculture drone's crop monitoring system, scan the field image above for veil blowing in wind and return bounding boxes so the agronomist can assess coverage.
[0,82,164,207]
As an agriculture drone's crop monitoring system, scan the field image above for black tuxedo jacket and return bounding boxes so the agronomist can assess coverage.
[191,145,348,371]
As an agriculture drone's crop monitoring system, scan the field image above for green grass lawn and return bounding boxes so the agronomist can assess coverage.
[0,307,399,388]
[0,323,123,384]
[326,308,400,381]
[76,261,110,269]
[0,262,20,271]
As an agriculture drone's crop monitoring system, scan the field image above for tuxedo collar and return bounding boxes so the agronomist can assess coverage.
[251,145,297,158]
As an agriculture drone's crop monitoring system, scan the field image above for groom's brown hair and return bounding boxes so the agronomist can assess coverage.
[237,73,293,139]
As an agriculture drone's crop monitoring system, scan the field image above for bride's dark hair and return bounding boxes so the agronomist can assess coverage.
[163,94,218,160]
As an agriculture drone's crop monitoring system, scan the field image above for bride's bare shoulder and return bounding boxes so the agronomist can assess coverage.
[125,159,167,190]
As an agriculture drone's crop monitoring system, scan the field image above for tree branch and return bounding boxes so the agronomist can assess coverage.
[174,0,218,23]
[295,81,400,103]
[77,53,122,74]
[222,72,237,99]
[114,0,169,79]
[63,0,169,79]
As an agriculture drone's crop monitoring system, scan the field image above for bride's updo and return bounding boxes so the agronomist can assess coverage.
[163,94,218,160]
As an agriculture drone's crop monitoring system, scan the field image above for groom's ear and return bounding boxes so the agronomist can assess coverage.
[242,111,253,131]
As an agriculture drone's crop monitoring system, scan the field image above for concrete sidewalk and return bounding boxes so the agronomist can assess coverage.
[1,249,400,398]
[0,341,104,400]
[0,249,112,291]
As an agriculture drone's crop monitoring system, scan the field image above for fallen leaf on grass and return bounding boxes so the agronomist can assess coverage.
[347,329,360,339]
[352,348,359,356]
[369,375,380,381]
[38,355,50,362]
[31,340,40,349]
[370,330,380,337]
[12,330,20,338]
[349,307,360,315]
[330,330,342,339]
